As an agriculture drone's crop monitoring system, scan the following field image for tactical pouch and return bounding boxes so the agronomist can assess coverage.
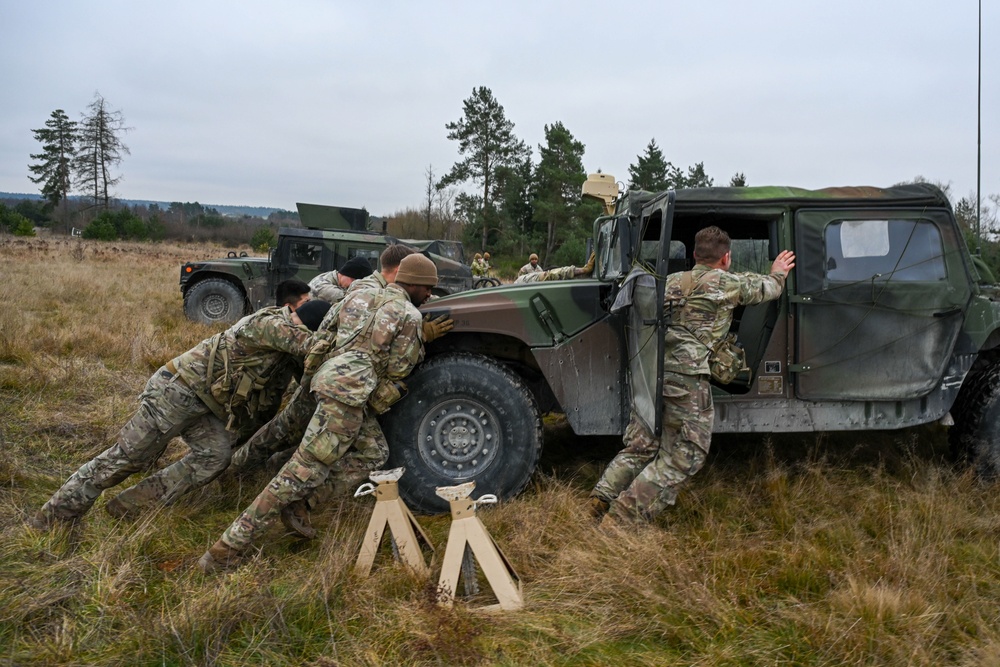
[709,333,748,385]
[367,380,405,415]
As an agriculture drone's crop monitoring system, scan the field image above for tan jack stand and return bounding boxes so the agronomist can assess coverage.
[436,481,523,611]
[354,467,434,577]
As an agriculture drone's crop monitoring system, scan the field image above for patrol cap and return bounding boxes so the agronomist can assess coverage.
[340,256,373,280]
[394,253,438,286]
[295,299,332,331]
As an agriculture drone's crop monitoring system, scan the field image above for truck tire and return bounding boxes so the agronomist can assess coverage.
[950,360,1000,478]
[381,352,543,514]
[183,278,247,325]
[473,277,501,289]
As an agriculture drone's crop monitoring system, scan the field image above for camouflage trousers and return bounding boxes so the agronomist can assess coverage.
[39,366,234,520]
[229,375,385,509]
[592,372,713,523]
[219,363,388,551]
[514,265,577,284]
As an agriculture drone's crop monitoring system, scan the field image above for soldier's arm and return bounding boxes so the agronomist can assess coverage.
[385,309,425,381]
[242,313,315,358]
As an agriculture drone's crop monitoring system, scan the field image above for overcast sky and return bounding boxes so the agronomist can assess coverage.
[1,1,996,215]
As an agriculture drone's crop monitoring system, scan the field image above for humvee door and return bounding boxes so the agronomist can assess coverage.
[793,209,971,400]
[621,192,675,435]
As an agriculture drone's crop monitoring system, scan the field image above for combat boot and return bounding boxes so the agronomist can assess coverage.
[587,496,610,520]
[280,500,317,539]
[197,540,246,573]
[27,508,79,531]
[105,495,140,520]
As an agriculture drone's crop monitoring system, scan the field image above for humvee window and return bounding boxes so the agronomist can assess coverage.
[825,219,946,282]
[290,241,323,268]
[347,247,380,267]
[730,239,771,274]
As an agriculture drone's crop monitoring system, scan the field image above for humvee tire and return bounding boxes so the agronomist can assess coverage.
[949,360,1000,478]
[382,352,542,514]
[473,277,502,289]
[183,278,247,325]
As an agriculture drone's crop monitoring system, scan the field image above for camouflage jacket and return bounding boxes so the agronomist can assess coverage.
[663,264,786,375]
[171,306,314,424]
[308,270,347,304]
[518,262,543,277]
[317,271,387,333]
[471,258,488,277]
[317,283,425,405]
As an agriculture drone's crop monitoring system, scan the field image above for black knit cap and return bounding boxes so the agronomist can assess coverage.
[295,299,331,331]
[340,256,374,280]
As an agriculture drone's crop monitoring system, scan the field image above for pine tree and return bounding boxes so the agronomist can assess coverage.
[28,109,77,230]
[532,122,588,264]
[627,139,680,191]
[439,87,530,251]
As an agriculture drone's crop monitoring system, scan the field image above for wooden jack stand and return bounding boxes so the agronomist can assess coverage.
[436,481,523,611]
[354,467,434,577]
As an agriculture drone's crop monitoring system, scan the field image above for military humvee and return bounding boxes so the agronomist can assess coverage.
[381,174,1000,513]
[180,204,474,324]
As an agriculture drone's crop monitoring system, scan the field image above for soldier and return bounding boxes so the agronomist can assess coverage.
[471,253,488,277]
[275,279,311,310]
[483,252,492,273]
[229,243,422,474]
[514,253,595,283]
[589,226,795,525]
[198,254,445,572]
[518,253,543,277]
[307,256,374,304]
[28,299,332,530]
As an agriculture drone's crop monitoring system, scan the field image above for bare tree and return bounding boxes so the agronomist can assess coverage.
[74,93,131,210]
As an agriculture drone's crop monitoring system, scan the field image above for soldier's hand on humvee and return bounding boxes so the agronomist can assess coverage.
[771,250,796,277]
[422,314,454,342]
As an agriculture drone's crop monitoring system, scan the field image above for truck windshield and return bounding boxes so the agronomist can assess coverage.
[596,218,622,280]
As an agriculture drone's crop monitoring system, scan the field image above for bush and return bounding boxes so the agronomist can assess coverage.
[82,218,117,241]
[12,216,36,237]
[250,226,276,252]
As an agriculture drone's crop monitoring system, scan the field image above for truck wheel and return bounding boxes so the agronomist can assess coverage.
[381,352,542,514]
[950,361,1000,478]
[473,277,501,289]
[183,278,247,325]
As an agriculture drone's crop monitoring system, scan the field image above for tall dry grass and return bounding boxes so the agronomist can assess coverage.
[2,233,1000,666]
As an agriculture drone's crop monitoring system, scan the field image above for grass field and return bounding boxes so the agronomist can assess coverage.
[2,234,1000,666]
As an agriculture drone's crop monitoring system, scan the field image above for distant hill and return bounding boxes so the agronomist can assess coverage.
[0,192,291,218]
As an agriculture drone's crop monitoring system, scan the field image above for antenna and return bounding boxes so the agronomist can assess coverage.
[977,0,982,245]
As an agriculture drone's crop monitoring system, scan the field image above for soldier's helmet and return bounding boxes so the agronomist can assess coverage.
[475,253,483,260]
[484,252,491,260]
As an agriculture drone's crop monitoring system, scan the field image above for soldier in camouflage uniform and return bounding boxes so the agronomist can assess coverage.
[471,253,487,277]
[275,279,311,310]
[230,244,417,474]
[199,253,444,571]
[307,256,374,304]
[514,253,595,284]
[590,226,795,524]
[517,253,543,277]
[28,300,330,530]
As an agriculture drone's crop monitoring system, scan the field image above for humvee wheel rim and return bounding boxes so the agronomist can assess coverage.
[417,399,500,479]
[203,294,229,318]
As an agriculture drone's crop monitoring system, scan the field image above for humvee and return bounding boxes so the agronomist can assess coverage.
[180,204,474,324]
[381,174,1000,513]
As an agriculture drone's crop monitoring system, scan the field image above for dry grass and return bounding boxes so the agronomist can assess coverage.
[3,233,1000,665]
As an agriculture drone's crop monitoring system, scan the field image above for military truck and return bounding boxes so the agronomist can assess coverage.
[180,204,474,324]
[381,173,1000,513]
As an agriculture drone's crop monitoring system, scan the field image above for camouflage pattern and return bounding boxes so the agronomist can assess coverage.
[592,264,787,522]
[594,372,712,522]
[308,270,347,304]
[471,257,488,277]
[317,271,387,332]
[518,262,543,277]
[38,366,231,520]
[218,282,425,551]
[514,265,579,284]
[172,306,313,427]
[662,265,786,375]
[37,307,312,521]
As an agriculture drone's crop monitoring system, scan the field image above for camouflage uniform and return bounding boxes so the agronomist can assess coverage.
[471,257,488,277]
[518,262,543,277]
[593,264,787,523]
[231,271,389,473]
[218,282,424,551]
[37,307,313,522]
[514,265,579,284]
[308,270,347,304]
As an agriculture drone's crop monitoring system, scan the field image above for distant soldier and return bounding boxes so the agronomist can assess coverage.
[471,253,488,277]
[514,253,595,284]
[29,299,332,530]
[308,256,374,304]
[518,253,543,277]
[275,279,311,310]
[199,254,447,571]
[589,226,795,525]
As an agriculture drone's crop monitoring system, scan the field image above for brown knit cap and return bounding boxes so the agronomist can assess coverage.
[394,253,438,286]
